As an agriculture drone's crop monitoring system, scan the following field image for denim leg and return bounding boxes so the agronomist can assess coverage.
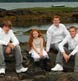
[56,47,70,66]
[56,51,63,66]
[50,44,59,53]
[0,45,6,68]
[13,45,23,70]
[74,53,78,72]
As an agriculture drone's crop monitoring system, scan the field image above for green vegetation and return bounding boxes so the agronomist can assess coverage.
[15,7,78,11]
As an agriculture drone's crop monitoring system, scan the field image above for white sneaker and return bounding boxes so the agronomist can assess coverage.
[0,68,5,74]
[16,67,28,73]
[51,64,63,71]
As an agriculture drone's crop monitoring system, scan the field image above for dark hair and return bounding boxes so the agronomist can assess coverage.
[68,26,77,31]
[1,20,12,28]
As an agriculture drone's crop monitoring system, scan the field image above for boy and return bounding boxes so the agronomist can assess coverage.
[46,15,69,53]
[52,26,78,72]
[0,20,28,74]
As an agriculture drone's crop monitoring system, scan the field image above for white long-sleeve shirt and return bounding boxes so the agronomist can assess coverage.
[59,34,78,55]
[46,23,69,52]
[0,28,19,46]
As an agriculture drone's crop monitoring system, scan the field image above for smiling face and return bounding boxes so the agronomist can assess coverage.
[53,17,60,27]
[2,20,12,33]
[3,25,10,33]
[69,27,77,38]
[32,31,39,39]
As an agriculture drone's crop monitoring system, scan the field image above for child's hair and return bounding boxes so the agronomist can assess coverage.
[68,26,77,31]
[1,20,12,28]
[29,29,45,48]
[53,15,60,20]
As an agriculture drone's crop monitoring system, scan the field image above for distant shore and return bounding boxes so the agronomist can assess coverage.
[0,7,78,27]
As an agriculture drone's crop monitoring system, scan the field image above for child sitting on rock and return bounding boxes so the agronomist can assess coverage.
[28,29,50,71]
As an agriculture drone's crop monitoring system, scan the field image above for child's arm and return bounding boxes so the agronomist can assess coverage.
[40,38,44,55]
[32,42,40,54]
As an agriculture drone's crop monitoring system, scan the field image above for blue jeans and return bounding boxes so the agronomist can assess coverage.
[56,47,78,72]
[0,45,23,70]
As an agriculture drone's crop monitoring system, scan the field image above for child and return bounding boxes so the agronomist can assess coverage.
[29,29,50,71]
[51,26,78,72]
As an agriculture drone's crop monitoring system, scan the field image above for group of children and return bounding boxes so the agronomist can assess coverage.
[0,15,78,75]
[28,16,78,72]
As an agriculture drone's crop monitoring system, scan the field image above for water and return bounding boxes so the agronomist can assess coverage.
[12,23,78,43]
[0,2,78,10]
[0,2,78,42]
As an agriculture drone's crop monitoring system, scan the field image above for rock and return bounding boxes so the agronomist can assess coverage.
[0,43,77,81]
[33,72,78,81]
[0,8,78,26]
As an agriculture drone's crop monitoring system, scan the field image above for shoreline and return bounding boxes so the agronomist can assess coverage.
[0,7,78,27]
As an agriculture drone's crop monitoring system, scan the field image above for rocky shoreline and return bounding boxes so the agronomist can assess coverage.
[0,7,78,81]
[0,7,78,27]
[0,43,77,81]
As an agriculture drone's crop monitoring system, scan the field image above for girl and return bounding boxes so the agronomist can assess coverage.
[29,29,50,71]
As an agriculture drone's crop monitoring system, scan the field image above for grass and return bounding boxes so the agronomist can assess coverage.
[14,7,78,12]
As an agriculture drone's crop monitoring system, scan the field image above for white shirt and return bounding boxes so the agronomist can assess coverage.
[58,34,78,55]
[46,23,69,51]
[0,28,19,46]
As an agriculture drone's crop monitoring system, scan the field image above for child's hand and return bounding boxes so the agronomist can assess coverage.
[63,53,69,63]
[5,46,11,54]
[68,54,72,60]
[39,54,43,58]
[39,52,43,58]
[46,49,49,53]
[8,43,15,49]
